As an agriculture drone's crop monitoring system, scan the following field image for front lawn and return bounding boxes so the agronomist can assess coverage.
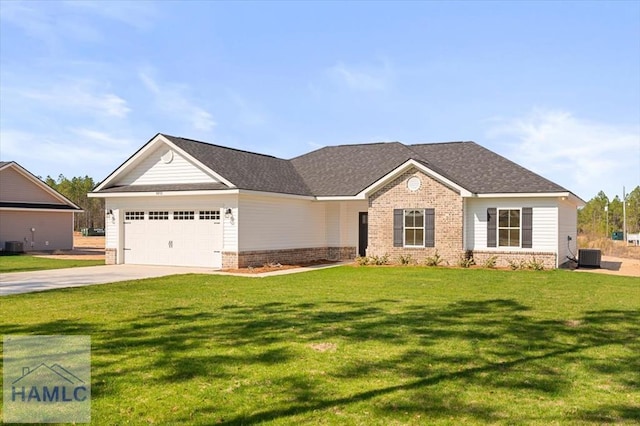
[0,255,104,273]
[1,267,638,424]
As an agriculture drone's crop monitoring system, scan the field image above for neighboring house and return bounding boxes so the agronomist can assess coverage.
[0,162,82,252]
[89,133,584,269]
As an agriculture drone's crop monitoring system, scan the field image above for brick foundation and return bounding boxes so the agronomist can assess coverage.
[367,168,465,265]
[105,248,117,265]
[226,246,356,269]
[222,252,239,269]
[472,251,557,269]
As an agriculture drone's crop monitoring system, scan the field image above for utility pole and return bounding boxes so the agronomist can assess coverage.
[623,186,627,244]
[604,204,609,239]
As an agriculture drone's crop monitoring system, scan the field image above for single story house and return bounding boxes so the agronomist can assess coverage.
[89,133,584,269]
[0,161,82,252]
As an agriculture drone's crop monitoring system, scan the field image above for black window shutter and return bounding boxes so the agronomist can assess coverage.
[425,208,435,247]
[487,208,497,248]
[393,209,403,247]
[522,207,533,248]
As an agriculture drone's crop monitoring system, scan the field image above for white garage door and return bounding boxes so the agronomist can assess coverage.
[123,209,222,268]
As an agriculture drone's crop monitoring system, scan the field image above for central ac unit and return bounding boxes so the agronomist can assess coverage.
[578,249,601,268]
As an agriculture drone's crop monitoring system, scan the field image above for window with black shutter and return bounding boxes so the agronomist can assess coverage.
[393,208,435,248]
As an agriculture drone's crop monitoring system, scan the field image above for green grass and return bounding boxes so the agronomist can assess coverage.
[1,267,638,425]
[0,255,104,273]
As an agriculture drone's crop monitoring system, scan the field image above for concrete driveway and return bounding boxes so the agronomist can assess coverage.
[0,264,215,296]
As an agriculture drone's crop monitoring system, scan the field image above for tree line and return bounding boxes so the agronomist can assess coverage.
[578,186,640,237]
[45,175,104,232]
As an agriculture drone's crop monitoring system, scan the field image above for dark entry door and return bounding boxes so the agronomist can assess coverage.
[358,212,368,257]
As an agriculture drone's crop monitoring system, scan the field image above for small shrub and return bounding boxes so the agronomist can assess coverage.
[526,257,545,271]
[355,256,369,266]
[482,255,498,269]
[370,254,390,265]
[458,255,475,268]
[398,254,414,265]
[507,259,525,270]
[425,250,444,267]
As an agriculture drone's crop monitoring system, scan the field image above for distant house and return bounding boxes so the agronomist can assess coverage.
[0,161,82,252]
[89,133,585,269]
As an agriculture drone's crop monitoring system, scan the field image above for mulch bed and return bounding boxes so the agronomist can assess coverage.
[221,259,339,274]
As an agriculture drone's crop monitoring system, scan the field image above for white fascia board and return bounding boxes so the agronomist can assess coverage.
[473,192,585,207]
[93,134,236,192]
[5,162,82,209]
[474,192,571,199]
[237,189,316,200]
[357,159,472,198]
[315,195,367,201]
[0,207,84,213]
[89,189,241,198]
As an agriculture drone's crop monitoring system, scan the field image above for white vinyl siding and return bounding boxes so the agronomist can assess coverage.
[325,200,368,248]
[465,198,558,252]
[116,145,218,186]
[0,168,62,204]
[238,195,326,251]
[558,199,579,264]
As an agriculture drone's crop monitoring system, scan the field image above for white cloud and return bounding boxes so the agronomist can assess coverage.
[138,70,216,132]
[12,81,131,118]
[486,108,640,200]
[328,60,391,92]
[0,128,137,180]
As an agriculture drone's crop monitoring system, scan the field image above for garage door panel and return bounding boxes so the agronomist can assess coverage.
[123,210,222,268]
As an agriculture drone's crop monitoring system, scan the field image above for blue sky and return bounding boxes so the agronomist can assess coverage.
[1,1,638,201]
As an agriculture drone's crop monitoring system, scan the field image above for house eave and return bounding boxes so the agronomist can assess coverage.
[315,195,368,201]
[0,207,84,213]
[89,189,241,198]
[472,192,584,205]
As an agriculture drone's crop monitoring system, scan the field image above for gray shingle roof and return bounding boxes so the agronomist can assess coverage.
[290,142,418,196]
[291,141,567,196]
[96,134,569,197]
[408,142,567,194]
[164,135,313,196]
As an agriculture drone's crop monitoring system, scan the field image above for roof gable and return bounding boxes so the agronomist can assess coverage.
[112,141,220,187]
[0,162,81,210]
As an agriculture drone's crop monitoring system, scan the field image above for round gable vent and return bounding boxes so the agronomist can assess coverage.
[161,150,174,164]
[407,176,421,191]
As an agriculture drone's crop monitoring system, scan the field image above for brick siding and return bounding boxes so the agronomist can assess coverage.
[367,168,465,265]
[105,248,117,265]
[471,251,557,269]
[225,246,356,269]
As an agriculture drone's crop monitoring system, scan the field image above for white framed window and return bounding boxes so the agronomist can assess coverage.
[404,209,425,247]
[498,209,521,247]
[124,211,144,221]
[173,211,195,220]
[200,210,221,221]
[149,211,169,220]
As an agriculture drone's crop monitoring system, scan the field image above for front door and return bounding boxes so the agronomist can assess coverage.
[358,212,368,257]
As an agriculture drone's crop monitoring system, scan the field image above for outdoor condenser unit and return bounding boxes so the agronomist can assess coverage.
[578,249,601,268]
[4,241,24,254]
